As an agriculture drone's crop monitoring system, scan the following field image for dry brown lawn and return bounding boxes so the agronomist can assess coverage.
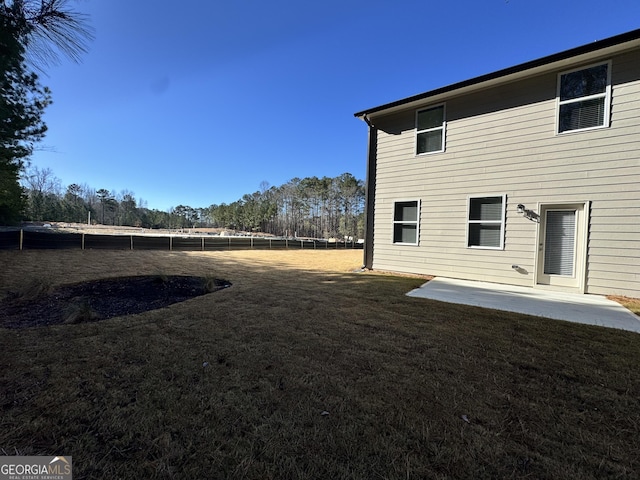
[608,295,640,316]
[0,249,639,479]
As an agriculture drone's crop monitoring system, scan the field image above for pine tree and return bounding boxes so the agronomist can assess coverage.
[0,4,51,224]
[0,1,92,224]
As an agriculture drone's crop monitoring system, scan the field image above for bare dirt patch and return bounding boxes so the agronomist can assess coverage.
[0,275,231,328]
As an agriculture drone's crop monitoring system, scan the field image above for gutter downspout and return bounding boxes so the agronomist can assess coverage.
[361,114,376,270]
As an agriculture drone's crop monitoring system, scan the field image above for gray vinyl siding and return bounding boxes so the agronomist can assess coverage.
[370,49,640,297]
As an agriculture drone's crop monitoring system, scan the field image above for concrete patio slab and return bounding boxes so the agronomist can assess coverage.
[407,277,640,334]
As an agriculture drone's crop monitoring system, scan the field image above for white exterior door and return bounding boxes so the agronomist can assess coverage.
[536,203,588,291]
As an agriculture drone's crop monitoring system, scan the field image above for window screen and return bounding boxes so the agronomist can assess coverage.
[558,63,609,133]
[416,105,445,154]
[467,196,505,249]
[393,200,419,244]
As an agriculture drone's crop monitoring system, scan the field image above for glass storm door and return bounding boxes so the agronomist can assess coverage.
[536,204,586,290]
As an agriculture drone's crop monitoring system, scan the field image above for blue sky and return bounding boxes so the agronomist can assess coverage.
[29,0,640,211]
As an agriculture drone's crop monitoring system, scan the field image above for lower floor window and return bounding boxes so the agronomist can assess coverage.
[393,200,419,245]
[467,195,505,249]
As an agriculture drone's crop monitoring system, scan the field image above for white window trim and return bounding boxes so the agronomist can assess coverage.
[415,103,446,155]
[466,194,506,250]
[556,60,611,135]
[392,199,420,246]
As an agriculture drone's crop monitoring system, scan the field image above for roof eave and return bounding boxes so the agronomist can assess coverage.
[354,28,640,120]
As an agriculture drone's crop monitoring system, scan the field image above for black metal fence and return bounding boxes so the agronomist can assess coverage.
[0,230,363,251]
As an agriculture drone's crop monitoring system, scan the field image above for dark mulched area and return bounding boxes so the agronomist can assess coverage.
[0,275,231,329]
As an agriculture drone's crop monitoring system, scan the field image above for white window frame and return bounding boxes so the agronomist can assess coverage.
[556,61,611,134]
[415,104,446,155]
[466,194,506,250]
[392,199,420,246]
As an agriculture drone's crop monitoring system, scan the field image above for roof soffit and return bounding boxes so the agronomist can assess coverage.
[358,36,640,121]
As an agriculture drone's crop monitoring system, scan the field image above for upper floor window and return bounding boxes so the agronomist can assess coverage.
[393,200,419,245]
[557,62,611,134]
[416,105,445,154]
[467,195,505,249]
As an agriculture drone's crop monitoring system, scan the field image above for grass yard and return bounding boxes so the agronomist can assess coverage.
[0,249,639,479]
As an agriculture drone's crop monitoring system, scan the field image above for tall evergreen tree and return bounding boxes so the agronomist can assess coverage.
[1,1,92,224]
[0,4,50,223]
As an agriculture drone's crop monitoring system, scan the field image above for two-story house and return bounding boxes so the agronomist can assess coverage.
[354,29,640,297]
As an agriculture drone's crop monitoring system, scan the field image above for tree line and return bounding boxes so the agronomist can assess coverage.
[2,3,365,239]
[208,174,364,239]
[21,166,366,239]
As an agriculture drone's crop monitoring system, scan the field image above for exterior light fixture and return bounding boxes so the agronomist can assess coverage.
[517,204,525,214]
